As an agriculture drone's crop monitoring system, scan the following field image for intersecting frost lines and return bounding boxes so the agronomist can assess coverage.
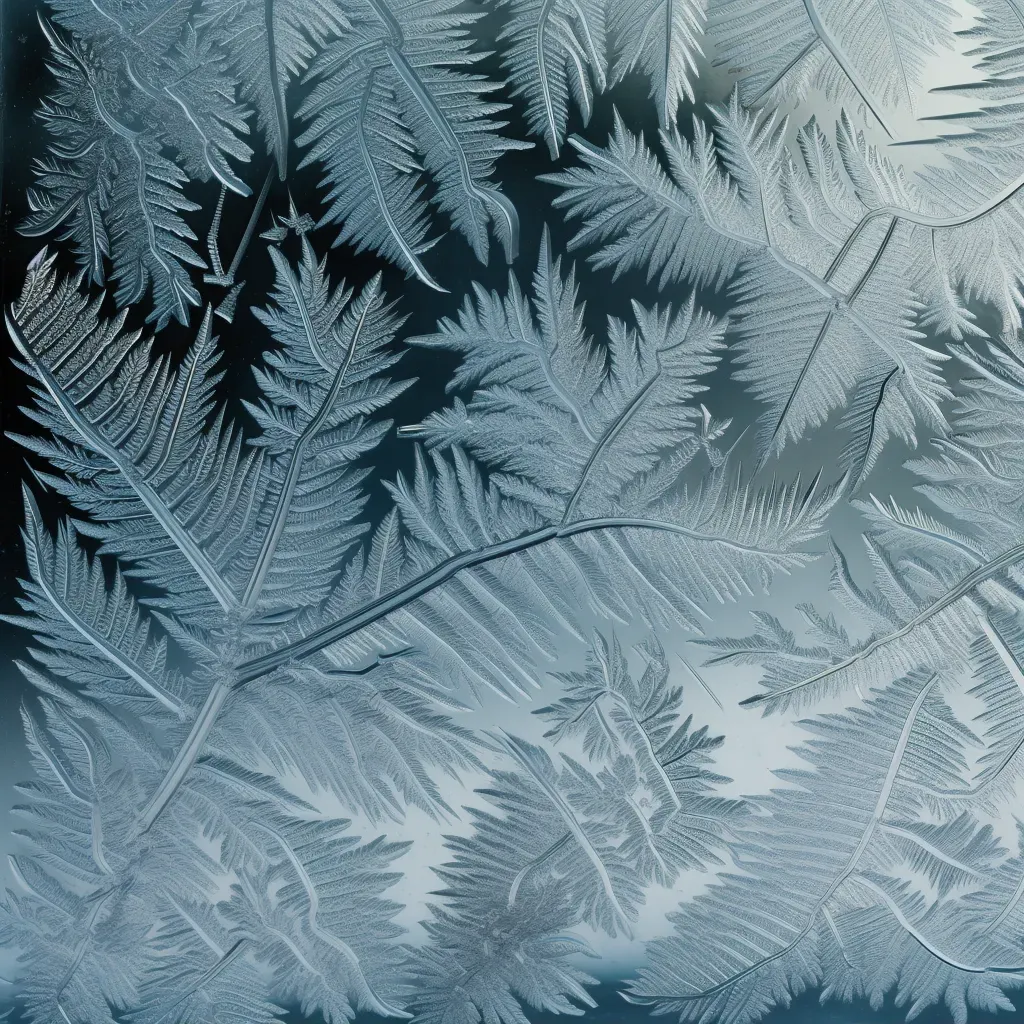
[6,3,1024,1024]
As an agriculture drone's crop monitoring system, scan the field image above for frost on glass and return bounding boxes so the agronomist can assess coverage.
[4,3,1024,1024]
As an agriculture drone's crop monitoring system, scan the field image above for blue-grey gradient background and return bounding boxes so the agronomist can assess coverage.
[0,1,1016,1020]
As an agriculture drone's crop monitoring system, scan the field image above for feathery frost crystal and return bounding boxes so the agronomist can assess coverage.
[6,2,1024,1024]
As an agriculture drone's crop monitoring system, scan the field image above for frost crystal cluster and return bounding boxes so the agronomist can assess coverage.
[5,2,1024,1024]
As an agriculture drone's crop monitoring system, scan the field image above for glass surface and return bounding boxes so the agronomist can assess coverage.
[2,2,1024,1023]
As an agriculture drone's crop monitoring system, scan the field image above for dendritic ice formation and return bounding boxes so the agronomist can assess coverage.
[6,3,1024,1024]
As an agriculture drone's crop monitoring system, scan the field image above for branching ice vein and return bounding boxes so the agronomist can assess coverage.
[852,874,1024,973]
[249,821,412,1018]
[236,512,814,685]
[741,541,1024,706]
[637,673,935,1002]
[494,729,633,936]
[798,0,894,137]
[240,275,367,608]
[7,313,238,612]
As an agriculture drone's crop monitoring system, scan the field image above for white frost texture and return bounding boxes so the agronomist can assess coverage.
[4,2,1024,1024]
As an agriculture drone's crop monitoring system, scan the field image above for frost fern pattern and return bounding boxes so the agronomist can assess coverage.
[6,3,1024,1024]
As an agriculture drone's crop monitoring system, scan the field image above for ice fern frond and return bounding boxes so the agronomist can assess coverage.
[44,0,194,52]
[225,814,412,1022]
[7,249,244,616]
[901,2,1024,340]
[1,489,196,723]
[3,231,484,1022]
[623,671,1024,1024]
[237,239,412,615]
[127,815,410,1024]
[608,0,707,129]
[537,634,731,818]
[405,226,727,523]
[129,894,281,1024]
[297,0,530,289]
[497,0,706,157]
[497,0,610,159]
[39,0,252,193]
[196,0,351,178]
[545,96,967,471]
[405,743,615,1024]
[406,634,740,1024]
[708,0,961,136]
[736,338,1024,717]
[214,660,486,823]
[24,19,210,329]
[239,232,841,698]
[909,158,1024,344]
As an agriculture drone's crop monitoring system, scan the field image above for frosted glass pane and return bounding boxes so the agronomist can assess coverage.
[1,3,1023,1023]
